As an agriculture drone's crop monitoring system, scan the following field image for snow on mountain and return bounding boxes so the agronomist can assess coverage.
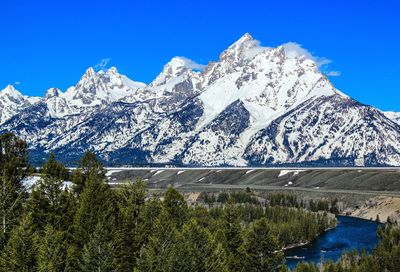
[244,95,400,166]
[42,67,146,118]
[62,67,145,108]
[383,111,400,125]
[0,85,40,124]
[1,33,400,167]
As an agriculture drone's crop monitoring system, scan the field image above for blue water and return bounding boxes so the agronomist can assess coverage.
[285,216,381,269]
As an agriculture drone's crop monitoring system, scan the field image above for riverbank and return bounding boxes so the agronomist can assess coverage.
[349,196,400,223]
[282,218,338,251]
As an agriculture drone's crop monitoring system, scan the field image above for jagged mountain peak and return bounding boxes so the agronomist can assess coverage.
[228,33,254,49]
[45,88,62,99]
[1,84,23,97]
[149,57,199,87]
[219,33,259,63]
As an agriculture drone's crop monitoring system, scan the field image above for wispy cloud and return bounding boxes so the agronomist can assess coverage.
[178,57,206,71]
[94,58,111,71]
[326,71,341,77]
[282,42,340,76]
[13,81,20,85]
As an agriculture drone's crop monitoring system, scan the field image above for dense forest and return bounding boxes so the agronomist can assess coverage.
[0,132,399,271]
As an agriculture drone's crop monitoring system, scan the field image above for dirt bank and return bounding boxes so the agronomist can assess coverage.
[350,196,400,223]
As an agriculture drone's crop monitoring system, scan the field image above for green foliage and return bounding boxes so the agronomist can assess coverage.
[72,174,114,248]
[26,176,76,232]
[174,219,228,272]
[82,221,116,272]
[136,210,179,272]
[72,150,106,195]
[37,225,67,272]
[0,214,38,271]
[0,133,28,248]
[41,153,70,180]
[222,201,244,271]
[240,217,284,272]
[163,187,188,227]
[217,191,260,205]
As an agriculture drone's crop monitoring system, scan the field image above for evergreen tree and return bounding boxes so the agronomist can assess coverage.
[241,218,284,272]
[0,133,28,248]
[26,175,76,232]
[113,179,147,271]
[82,221,116,272]
[163,187,188,228]
[37,225,67,272]
[222,200,244,271]
[136,210,179,272]
[73,174,114,247]
[72,150,106,195]
[0,214,38,271]
[173,219,228,272]
[41,153,70,180]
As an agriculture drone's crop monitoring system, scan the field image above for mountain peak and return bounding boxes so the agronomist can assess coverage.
[219,33,258,63]
[232,33,254,46]
[1,84,23,97]
[107,66,118,75]
[45,88,62,99]
[150,57,193,87]
[83,67,96,78]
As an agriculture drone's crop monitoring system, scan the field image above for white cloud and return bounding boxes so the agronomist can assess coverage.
[243,39,272,59]
[95,58,111,71]
[282,42,331,67]
[282,42,340,77]
[13,81,20,85]
[326,71,341,77]
[178,57,206,71]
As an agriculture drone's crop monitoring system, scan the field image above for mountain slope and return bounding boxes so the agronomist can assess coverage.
[383,111,400,125]
[0,85,40,124]
[1,33,400,167]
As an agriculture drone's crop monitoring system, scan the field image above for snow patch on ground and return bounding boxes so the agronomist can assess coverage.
[22,176,41,189]
[278,170,305,177]
[153,170,164,176]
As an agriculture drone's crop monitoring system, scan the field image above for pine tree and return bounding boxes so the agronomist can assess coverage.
[82,221,116,272]
[136,211,178,272]
[172,219,228,272]
[222,200,244,271]
[0,133,28,248]
[41,153,70,180]
[72,150,106,195]
[70,172,116,269]
[113,179,147,271]
[0,214,38,271]
[37,225,67,272]
[73,174,114,247]
[163,187,188,228]
[26,175,76,232]
[241,218,284,272]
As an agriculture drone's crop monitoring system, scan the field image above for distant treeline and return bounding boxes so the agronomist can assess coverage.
[199,191,340,214]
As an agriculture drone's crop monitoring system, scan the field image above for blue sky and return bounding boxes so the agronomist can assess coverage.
[1,0,399,111]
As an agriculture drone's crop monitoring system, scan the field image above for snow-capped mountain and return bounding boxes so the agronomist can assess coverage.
[383,111,400,125]
[1,33,400,167]
[0,85,40,124]
[43,67,146,118]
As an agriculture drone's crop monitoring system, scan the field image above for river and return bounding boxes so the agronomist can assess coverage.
[284,215,381,269]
